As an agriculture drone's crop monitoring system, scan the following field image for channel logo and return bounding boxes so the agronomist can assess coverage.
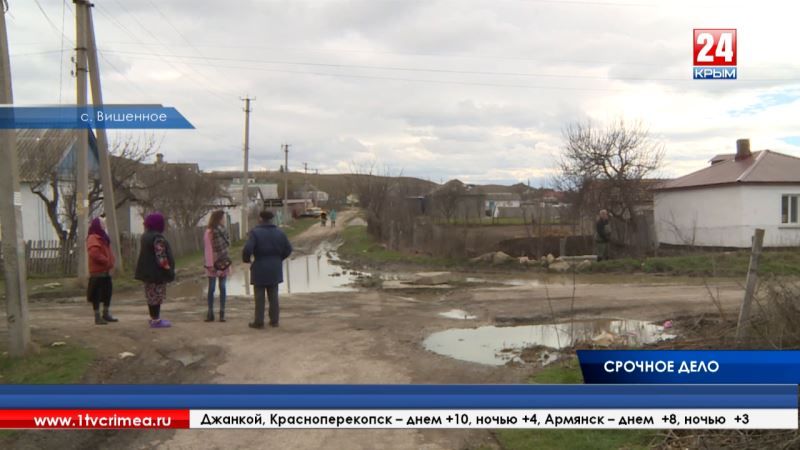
[693,29,737,80]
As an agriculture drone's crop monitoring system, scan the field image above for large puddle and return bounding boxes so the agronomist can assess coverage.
[175,245,364,298]
[423,319,675,366]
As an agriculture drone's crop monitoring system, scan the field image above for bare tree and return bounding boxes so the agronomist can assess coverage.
[555,118,664,236]
[430,179,466,224]
[348,163,399,239]
[137,165,225,229]
[28,134,159,242]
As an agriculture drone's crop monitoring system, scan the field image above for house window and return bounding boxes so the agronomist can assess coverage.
[782,194,799,224]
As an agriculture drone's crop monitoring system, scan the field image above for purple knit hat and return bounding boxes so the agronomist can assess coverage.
[88,217,110,244]
[143,212,165,233]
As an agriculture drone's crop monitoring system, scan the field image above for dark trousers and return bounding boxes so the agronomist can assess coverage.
[254,285,279,326]
[87,275,112,311]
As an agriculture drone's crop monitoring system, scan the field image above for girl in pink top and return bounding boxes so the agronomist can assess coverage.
[204,210,231,322]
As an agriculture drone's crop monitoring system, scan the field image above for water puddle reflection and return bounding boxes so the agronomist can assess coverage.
[423,319,675,366]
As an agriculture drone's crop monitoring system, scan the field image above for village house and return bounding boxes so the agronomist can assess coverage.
[654,139,800,248]
[14,129,101,241]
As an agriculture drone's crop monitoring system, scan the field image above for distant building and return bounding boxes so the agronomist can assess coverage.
[654,139,800,248]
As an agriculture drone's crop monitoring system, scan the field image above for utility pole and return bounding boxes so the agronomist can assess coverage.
[0,0,31,356]
[240,96,254,235]
[85,3,122,271]
[283,144,290,224]
[303,162,308,175]
[74,0,89,286]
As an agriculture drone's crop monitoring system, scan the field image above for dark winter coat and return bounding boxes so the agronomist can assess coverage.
[134,230,176,283]
[242,222,292,286]
[595,218,611,243]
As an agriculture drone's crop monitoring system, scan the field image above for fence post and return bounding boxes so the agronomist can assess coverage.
[559,237,567,258]
[736,228,765,343]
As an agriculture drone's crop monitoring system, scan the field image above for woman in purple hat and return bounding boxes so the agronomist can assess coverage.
[134,212,176,328]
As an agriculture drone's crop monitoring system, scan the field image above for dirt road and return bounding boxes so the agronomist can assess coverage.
[6,215,747,450]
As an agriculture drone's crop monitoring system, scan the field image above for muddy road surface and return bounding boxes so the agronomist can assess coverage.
[4,213,746,450]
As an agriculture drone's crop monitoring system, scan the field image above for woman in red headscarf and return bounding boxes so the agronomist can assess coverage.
[87,216,117,324]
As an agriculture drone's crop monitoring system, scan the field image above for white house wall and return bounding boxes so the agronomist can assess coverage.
[739,185,800,247]
[654,186,745,247]
[655,184,800,248]
[20,186,58,241]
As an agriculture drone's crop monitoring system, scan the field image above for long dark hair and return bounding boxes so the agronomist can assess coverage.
[207,210,225,229]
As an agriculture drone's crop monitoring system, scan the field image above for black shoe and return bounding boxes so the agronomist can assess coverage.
[269,322,279,328]
[102,313,118,323]
[248,322,264,329]
[219,313,226,323]
[204,315,214,322]
[95,314,107,325]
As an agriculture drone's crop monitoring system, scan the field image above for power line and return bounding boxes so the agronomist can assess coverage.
[100,49,800,85]
[102,0,236,102]
[96,52,630,92]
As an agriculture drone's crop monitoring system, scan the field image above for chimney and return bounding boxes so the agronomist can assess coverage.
[735,139,751,161]
[155,153,164,164]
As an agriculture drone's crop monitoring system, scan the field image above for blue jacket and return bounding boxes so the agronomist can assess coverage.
[242,222,292,286]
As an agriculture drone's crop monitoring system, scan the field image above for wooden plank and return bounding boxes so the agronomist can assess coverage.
[736,228,765,343]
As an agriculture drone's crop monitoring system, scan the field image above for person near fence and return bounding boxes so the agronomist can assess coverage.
[595,209,612,261]
[135,212,176,328]
[204,210,231,322]
[242,210,292,329]
[87,217,117,325]
[329,209,337,227]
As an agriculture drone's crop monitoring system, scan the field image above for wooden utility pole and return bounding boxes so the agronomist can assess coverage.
[85,3,122,270]
[283,144,290,223]
[0,0,31,356]
[240,96,253,235]
[74,0,90,286]
[736,228,765,343]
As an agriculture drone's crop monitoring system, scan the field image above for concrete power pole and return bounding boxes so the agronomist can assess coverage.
[283,144,290,224]
[75,0,90,286]
[0,1,31,356]
[85,4,122,270]
[240,96,254,236]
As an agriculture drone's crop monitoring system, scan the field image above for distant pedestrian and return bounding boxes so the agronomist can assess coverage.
[330,209,337,227]
[86,217,117,325]
[320,211,327,227]
[135,212,176,328]
[242,210,292,329]
[595,209,612,261]
[204,210,231,322]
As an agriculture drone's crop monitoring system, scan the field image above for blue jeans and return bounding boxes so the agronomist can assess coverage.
[207,276,227,314]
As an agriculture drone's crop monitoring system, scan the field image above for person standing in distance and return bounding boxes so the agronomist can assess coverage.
[242,210,292,329]
[595,209,612,262]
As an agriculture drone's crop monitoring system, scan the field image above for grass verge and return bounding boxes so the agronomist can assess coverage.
[582,250,800,277]
[284,218,318,240]
[494,358,655,450]
[0,344,93,384]
[0,344,94,439]
[337,225,459,267]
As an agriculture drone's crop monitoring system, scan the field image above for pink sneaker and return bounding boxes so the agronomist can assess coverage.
[149,319,172,328]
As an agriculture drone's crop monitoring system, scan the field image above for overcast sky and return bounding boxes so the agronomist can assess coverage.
[8,0,800,186]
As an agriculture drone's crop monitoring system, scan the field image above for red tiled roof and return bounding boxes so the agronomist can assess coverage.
[654,150,800,191]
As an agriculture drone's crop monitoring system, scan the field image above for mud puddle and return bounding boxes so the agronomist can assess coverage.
[173,245,365,298]
[439,309,478,320]
[423,319,675,366]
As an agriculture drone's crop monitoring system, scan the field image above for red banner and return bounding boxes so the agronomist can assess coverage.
[0,409,189,429]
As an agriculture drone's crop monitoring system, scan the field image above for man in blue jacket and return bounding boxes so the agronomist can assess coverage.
[242,210,293,329]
